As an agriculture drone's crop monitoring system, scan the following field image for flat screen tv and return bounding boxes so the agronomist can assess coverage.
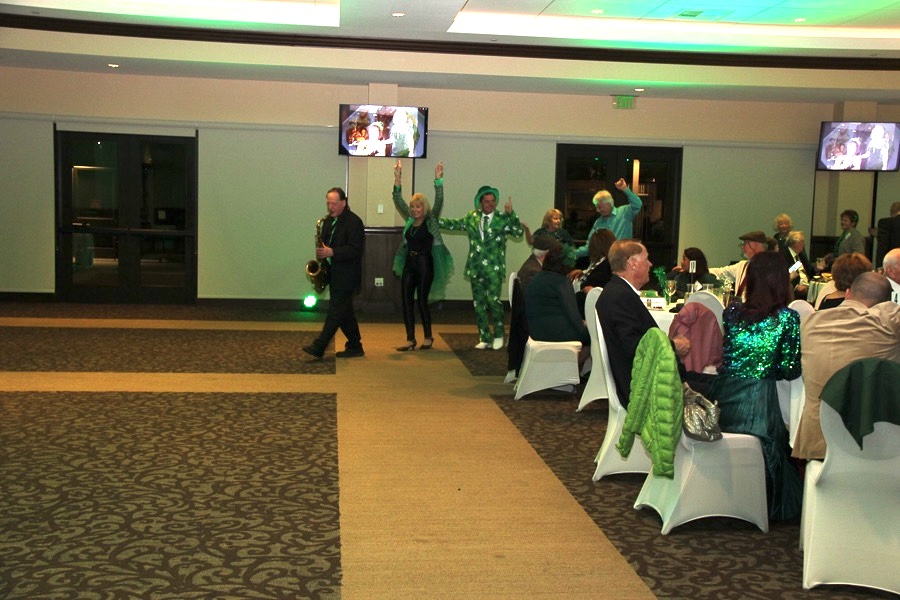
[815,121,900,171]
[339,104,428,158]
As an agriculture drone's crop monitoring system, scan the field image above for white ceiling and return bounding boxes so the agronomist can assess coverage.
[1,0,899,103]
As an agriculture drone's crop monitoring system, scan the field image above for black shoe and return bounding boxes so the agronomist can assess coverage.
[302,344,324,359]
[396,340,416,352]
[336,346,365,358]
[419,337,434,350]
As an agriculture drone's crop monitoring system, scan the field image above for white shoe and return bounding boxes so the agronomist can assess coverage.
[474,342,490,350]
[492,337,504,350]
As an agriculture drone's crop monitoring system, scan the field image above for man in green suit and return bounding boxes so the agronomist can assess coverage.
[441,185,523,350]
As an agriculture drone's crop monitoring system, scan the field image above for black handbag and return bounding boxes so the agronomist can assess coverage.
[682,383,723,442]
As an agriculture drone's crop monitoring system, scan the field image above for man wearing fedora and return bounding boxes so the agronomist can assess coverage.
[440,185,523,349]
[709,230,772,299]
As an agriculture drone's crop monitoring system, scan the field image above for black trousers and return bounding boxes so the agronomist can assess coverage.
[313,286,362,351]
[400,252,434,341]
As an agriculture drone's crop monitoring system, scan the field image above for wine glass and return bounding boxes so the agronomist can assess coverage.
[665,280,677,303]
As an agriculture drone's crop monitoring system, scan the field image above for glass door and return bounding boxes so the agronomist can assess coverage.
[555,144,682,274]
[56,131,198,303]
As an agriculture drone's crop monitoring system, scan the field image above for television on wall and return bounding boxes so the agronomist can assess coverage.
[815,121,900,171]
[338,104,428,158]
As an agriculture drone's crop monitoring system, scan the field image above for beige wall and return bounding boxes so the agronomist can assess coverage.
[1,65,897,300]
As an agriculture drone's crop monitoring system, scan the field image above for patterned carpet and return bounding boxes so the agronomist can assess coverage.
[439,332,510,377]
[0,328,333,374]
[491,393,892,600]
[0,391,340,600]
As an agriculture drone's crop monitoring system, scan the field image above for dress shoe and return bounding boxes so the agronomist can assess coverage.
[396,340,416,352]
[336,346,365,358]
[302,344,324,360]
[492,337,505,350]
[474,341,490,350]
[419,337,434,350]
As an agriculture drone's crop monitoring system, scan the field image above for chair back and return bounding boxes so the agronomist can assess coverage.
[577,287,606,411]
[668,302,722,373]
[789,299,815,319]
[813,280,836,310]
[685,290,724,333]
[596,319,625,411]
[508,271,518,308]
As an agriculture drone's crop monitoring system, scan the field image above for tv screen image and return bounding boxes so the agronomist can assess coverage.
[816,121,900,172]
[339,104,428,158]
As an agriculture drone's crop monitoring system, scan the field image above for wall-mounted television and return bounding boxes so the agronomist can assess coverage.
[816,121,900,171]
[338,104,428,158]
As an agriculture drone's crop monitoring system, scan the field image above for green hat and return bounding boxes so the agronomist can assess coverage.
[473,185,500,209]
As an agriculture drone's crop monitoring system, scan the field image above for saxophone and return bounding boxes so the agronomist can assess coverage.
[305,215,329,294]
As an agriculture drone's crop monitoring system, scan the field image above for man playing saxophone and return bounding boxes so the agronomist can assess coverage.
[302,187,366,359]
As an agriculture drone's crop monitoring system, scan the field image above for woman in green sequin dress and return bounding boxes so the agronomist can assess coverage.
[708,252,803,521]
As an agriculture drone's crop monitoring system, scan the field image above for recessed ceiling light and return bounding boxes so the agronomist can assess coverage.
[392,12,405,18]
[634,88,645,92]
[107,63,119,68]
[590,9,604,15]
[794,17,806,23]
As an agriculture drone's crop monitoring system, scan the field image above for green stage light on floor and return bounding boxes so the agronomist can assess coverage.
[303,294,318,309]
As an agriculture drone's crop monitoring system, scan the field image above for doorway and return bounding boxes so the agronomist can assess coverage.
[555,144,682,273]
[55,130,198,303]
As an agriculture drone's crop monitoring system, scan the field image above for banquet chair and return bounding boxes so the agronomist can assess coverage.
[592,325,652,479]
[812,281,836,310]
[684,290,724,333]
[788,298,815,318]
[577,286,606,412]
[668,302,722,374]
[513,337,582,400]
[633,432,769,535]
[801,362,900,595]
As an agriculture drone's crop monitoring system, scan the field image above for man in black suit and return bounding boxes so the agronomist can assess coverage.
[781,230,815,300]
[596,240,690,407]
[874,202,900,269]
[303,187,366,359]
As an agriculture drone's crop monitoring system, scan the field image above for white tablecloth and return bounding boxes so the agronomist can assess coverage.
[650,307,677,333]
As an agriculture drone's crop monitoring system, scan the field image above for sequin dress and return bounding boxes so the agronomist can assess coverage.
[708,303,802,521]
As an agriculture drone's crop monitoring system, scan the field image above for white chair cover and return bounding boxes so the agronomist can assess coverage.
[684,290,724,333]
[801,402,900,594]
[812,281,837,310]
[788,298,815,319]
[591,325,652,480]
[633,432,769,534]
[513,337,582,400]
[577,287,605,412]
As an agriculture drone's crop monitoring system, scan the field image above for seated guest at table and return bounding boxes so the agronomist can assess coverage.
[523,209,576,267]
[573,228,615,317]
[707,251,802,521]
[667,247,718,300]
[883,248,900,299]
[816,252,872,310]
[526,245,591,368]
[772,213,793,252]
[506,236,562,381]
[823,209,865,269]
[597,240,691,407]
[781,230,815,300]
[709,230,771,299]
[794,272,900,460]
[516,235,560,292]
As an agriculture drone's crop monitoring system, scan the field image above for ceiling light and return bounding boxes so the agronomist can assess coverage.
[590,9,604,15]
[794,18,806,23]
[107,63,119,68]
[634,88,645,92]
[392,12,405,18]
